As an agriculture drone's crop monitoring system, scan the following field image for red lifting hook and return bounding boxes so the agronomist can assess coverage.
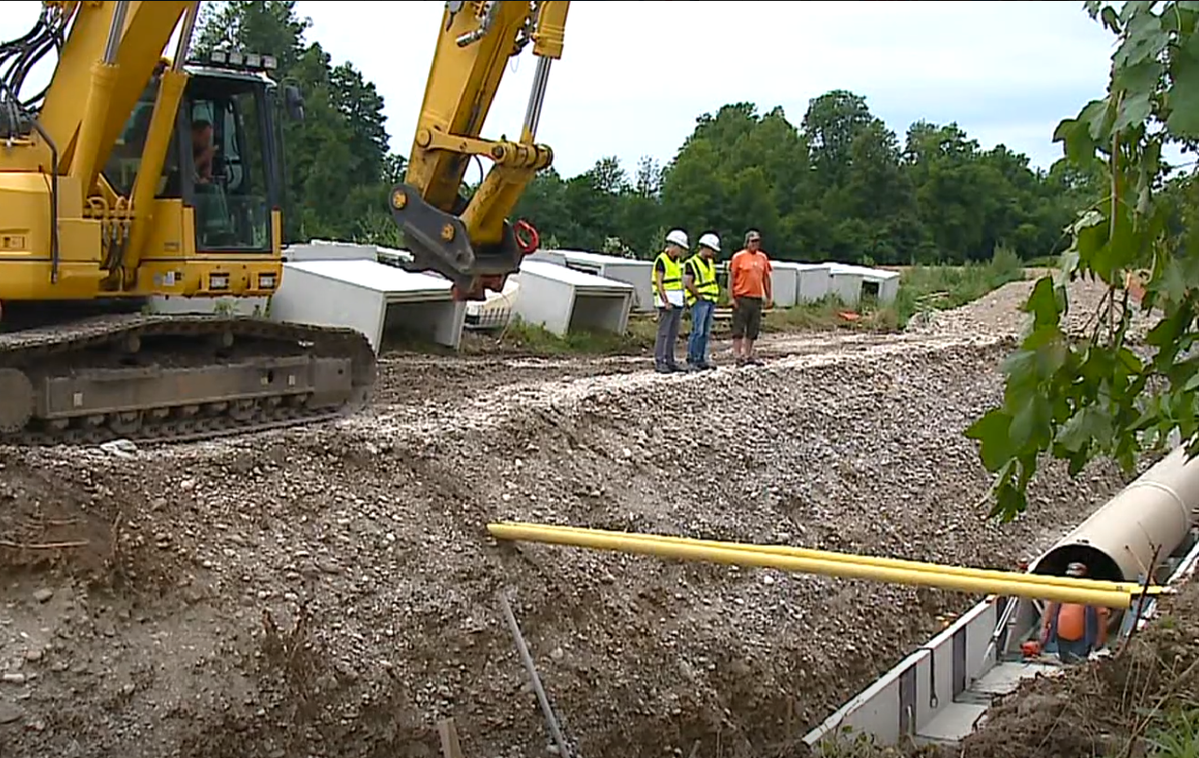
[514,219,540,256]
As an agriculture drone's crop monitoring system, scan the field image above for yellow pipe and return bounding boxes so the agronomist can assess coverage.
[522,522,1169,597]
[487,522,1143,609]
[124,67,188,278]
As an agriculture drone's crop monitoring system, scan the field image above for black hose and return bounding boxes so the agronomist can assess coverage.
[27,118,60,283]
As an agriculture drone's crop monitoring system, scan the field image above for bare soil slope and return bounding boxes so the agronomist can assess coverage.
[0,279,1133,758]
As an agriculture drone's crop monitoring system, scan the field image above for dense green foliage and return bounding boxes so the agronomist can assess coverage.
[199,1,1096,268]
[967,0,1199,521]
[517,97,1097,265]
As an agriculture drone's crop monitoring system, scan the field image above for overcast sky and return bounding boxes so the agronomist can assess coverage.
[2,1,1117,178]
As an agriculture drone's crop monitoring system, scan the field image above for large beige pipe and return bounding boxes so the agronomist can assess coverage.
[1032,446,1199,583]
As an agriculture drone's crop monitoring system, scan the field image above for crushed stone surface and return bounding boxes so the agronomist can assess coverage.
[0,278,1141,758]
[906,272,1158,342]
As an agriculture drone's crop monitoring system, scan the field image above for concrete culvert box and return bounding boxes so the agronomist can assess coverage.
[514,260,634,337]
[284,240,382,263]
[552,250,655,313]
[269,259,467,352]
[768,263,801,308]
[793,264,832,304]
[828,264,866,306]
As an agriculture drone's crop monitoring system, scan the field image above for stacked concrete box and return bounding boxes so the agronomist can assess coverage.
[827,264,866,306]
[268,258,466,352]
[829,263,901,305]
[552,250,655,313]
[768,262,801,308]
[523,250,568,267]
[284,240,380,262]
[514,260,634,337]
[793,264,833,304]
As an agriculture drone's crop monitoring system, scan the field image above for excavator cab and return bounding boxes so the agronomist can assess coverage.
[103,56,289,258]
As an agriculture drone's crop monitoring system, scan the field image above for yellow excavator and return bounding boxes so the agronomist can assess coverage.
[0,0,567,445]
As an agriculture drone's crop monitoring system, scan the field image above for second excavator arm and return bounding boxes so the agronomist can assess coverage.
[390,0,570,300]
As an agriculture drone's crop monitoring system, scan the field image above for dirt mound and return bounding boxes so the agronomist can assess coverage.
[0,332,1133,758]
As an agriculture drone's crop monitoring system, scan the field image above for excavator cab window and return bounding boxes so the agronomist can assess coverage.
[102,71,278,256]
[186,79,273,253]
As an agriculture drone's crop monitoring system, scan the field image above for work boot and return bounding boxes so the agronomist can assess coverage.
[654,364,672,375]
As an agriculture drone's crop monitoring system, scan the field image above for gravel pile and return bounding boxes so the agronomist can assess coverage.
[0,302,1133,757]
[907,274,1158,342]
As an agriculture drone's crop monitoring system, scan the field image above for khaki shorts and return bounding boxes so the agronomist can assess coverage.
[731,296,763,339]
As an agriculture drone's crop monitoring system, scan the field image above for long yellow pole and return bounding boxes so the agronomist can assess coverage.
[520,522,1168,596]
[486,522,1145,609]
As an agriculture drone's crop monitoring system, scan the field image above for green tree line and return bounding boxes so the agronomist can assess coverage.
[197,1,1099,267]
[517,95,1102,266]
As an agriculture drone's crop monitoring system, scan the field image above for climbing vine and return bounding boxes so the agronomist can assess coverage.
[968,0,1199,521]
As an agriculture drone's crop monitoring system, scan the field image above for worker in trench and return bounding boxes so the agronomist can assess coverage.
[653,229,690,374]
[729,230,773,367]
[1039,561,1112,663]
[683,232,722,371]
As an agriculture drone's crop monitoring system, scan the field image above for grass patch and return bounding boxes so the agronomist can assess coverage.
[894,244,1027,328]
[461,317,656,356]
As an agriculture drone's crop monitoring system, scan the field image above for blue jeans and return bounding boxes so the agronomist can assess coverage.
[687,299,715,365]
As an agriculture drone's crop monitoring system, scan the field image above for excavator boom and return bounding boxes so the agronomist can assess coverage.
[390,0,570,300]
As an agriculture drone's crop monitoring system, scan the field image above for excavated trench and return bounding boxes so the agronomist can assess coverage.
[0,281,1142,757]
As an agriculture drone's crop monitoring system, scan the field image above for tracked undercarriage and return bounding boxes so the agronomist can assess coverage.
[0,314,377,446]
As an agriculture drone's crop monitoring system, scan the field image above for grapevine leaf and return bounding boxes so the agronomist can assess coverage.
[1168,54,1199,137]
[1023,276,1061,328]
[964,410,1015,472]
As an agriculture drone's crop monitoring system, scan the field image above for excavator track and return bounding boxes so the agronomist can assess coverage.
[0,314,377,446]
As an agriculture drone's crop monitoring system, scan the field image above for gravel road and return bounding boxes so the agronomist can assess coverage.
[0,277,1135,758]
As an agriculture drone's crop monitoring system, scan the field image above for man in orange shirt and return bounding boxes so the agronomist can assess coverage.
[728,230,773,367]
[1040,562,1111,663]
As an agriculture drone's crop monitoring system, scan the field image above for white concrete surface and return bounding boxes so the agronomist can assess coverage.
[554,250,656,313]
[827,264,866,306]
[829,263,901,306]
[793,264,833,304]
[514,259,634,337]
[523,250,568,267]
[268,259,466,352]
[284,240,381,262]
[768,262,800,308]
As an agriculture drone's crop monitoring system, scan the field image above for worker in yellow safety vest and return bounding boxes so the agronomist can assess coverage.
[683,232,721,371]
[653,229,689,374]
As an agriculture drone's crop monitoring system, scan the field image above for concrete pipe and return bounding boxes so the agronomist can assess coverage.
[1031,446,1199,584]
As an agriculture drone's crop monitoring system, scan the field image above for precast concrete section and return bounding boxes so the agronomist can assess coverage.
[1031,445,1199,583]
[804,443,1199,750]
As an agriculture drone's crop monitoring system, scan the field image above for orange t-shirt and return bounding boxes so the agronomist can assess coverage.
[1056,604,1087,641]
[730,249,772,298]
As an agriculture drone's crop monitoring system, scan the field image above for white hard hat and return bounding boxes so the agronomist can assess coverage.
[665,229,689,248]
[698,233,720,252]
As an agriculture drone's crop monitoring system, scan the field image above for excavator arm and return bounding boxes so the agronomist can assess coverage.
[390,0,570,300]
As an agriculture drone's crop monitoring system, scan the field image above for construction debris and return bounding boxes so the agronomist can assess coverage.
[0,278,1137,757]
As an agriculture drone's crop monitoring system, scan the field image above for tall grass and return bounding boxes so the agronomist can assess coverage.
[894,244,1027,327]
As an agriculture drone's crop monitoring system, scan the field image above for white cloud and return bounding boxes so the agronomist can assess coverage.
[1,1,1120,177]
